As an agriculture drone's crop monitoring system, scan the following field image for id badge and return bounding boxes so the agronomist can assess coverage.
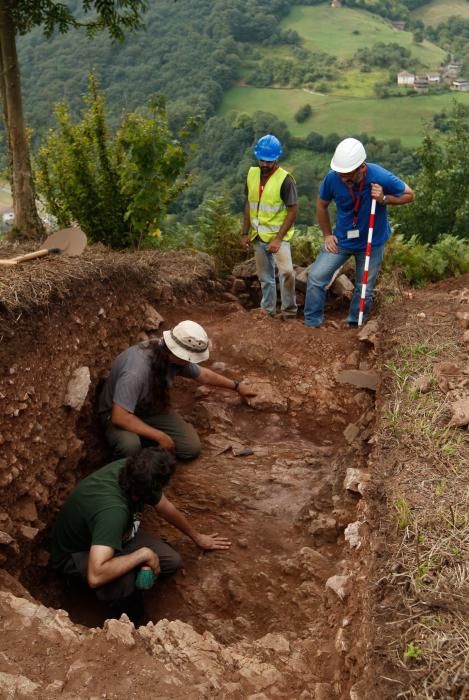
[347,229,360,240]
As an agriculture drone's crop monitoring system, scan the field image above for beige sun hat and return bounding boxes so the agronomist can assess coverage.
[163,320,210,363]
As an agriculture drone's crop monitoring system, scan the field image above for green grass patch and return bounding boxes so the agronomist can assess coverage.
[220,88,469,147]
[0,180,12,209]
[329,68,387,97]
[281,5,445,67]
[412,0,469,26]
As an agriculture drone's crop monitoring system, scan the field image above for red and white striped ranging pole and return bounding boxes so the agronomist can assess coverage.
[357,197,377,327]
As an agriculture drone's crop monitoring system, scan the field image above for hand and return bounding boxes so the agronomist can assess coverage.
[237,380,257,398]
[157,432,175,451]
[143,548,161,575]
[371,182,384,201]
[240,235,250,250]
[267,238,281,254]
[195,532,232,551]
[324,234,338,254]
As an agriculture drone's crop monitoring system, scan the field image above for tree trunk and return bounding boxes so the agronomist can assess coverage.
[0,3,43,239]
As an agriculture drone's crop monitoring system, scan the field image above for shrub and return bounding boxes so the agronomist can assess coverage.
[383,234,469,286]
[35,75,196,248]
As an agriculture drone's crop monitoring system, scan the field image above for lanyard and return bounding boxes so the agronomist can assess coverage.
[347,164,367,227]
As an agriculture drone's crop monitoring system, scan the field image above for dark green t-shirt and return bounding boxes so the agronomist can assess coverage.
[50,459,161,570]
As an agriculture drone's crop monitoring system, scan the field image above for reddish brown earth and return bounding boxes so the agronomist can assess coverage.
[0,249,466,699]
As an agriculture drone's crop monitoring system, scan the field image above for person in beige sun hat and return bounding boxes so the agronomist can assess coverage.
[98,320,255,460]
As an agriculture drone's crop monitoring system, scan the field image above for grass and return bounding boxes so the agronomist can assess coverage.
[280,5,445,67]
[220,88,469,147]
[375,317,469,697]
[0,180,12,209]
[412,0,469,26]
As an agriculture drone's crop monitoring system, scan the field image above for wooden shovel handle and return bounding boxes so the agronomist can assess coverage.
[11,248,51,263]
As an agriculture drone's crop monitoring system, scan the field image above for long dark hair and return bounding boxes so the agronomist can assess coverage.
[119,447,176,505]
[148,339,171,412]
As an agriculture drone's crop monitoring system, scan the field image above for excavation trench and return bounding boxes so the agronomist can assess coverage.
[0,251,377,697]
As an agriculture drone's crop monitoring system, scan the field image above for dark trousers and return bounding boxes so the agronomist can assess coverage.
[100,410,201,461]
[62,529,182,603]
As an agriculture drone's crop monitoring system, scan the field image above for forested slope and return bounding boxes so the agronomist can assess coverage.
[6,0,468,225]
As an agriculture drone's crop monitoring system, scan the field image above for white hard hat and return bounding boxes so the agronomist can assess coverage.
[330,138,367,173]
[163,320,210,363]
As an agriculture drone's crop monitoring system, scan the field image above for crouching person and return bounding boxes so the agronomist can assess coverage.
[49,447,231,621]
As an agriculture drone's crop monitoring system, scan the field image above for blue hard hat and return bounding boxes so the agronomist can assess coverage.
[253,134,282,161]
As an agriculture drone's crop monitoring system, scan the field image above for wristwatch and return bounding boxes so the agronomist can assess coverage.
[382,195,388,204]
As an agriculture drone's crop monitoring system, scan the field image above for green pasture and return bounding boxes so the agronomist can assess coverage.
[220,87,469,146]
[0,181,12,209]
[412,0,469,26]
[329,69,388,97]
[281,5,445,67]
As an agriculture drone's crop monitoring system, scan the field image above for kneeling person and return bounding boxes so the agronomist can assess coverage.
[50,447,230,616]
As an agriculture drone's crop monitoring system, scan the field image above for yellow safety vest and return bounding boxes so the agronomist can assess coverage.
[246,166,295,243]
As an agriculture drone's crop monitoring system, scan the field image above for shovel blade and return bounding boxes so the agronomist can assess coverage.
[42,227,87,257]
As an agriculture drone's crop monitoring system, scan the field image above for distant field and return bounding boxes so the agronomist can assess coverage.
[220,87,469,147]
[0,181,12,210]
[412,0,469,26]
[281,5,445,67]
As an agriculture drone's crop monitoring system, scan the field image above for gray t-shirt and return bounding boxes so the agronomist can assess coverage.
[98,340,201,417]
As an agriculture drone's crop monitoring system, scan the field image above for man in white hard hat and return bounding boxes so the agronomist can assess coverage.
[304,137,414,327]
[98,320,255,459]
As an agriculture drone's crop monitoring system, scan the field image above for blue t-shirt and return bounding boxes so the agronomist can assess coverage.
[318,162,405,251]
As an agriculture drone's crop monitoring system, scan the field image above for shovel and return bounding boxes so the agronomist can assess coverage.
[0,227,87,266]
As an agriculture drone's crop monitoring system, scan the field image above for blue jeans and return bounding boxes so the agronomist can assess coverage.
[304,244,385,327]
[254,240,297,317]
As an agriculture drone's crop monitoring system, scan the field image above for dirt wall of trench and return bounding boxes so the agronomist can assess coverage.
[0,249,218,579]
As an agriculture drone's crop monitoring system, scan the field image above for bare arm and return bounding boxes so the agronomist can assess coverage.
[197,367,256,398]
[111,404,175,450]
[155,494,231,550]
[371,182,415,205]
[87,544,158,588]
[316,197,338,253]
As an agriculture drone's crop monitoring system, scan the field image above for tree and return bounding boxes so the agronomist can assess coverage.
[35,76,195,249]
[0,0,145,239]
[392,103,469,244]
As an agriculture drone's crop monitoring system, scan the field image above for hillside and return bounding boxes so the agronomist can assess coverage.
[281,5,445,65]
[412,0,469,25]
[220,88,469,147]
[4,0,467,223]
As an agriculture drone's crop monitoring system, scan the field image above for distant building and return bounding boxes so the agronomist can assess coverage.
[391,21,406,30]
[452,80,469,92]
[397,71,415,87]
[426,72,441,84]
[442,62,462,80]
[330,0,342,7]
[414,75,429,91]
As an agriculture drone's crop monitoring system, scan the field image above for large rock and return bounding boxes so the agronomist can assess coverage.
[344,468,371,495]
[232,258,257,279]
[330,274,354,299]
[104,615,136,648]
[245,380,288,413]
[449,397,469,427]
[142,303,164,331]
[63,366,91,411]
[336,369,379,391]
[0,672,40,698]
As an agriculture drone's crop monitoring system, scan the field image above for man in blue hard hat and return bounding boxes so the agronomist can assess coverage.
[304,137,414,328]
[240,134,298,320]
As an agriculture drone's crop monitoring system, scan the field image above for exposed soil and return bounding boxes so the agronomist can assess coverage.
[0,248,467,699]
